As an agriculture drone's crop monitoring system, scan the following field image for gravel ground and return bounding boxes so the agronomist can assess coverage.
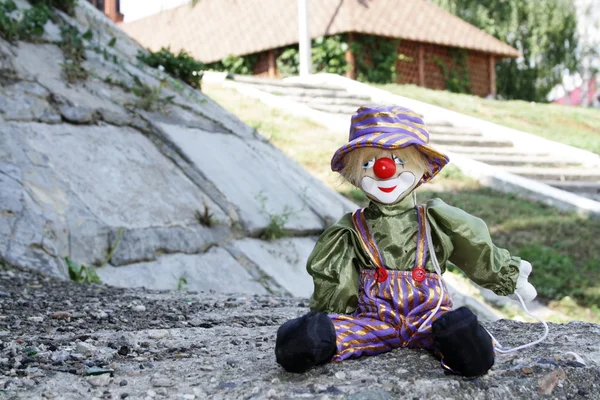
[1,263,599,400]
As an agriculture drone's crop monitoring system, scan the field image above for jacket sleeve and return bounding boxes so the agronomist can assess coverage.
[307,215,365,314]
[426,198,520,296]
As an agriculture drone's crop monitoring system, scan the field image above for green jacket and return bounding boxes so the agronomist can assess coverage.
[307,196,520,314]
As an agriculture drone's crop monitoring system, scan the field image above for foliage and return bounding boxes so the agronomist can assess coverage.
[432,49,472,94]
[65,257,102,284]
[177,276,188,291]
[517,245,599,304]
[130,76,175,112]
[311,35,349,75]
[0,0,52,41]
[0,1,18,40]
[277,35,349,78]
[137,47,205,89]
[30,0,77,15]
[276,47,300,77]
[59,25,88,83]
[433,0,579,102]
[218,54,258,75]
[351,35,400,84]
[195,200,216,227]
[255,191,300,240]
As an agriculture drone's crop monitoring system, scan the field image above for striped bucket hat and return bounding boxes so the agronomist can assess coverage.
[331,105,449,184]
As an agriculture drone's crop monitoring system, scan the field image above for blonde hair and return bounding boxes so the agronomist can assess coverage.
[339,146,431,186]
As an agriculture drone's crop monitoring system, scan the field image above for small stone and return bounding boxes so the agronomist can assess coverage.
[266,389,277,398]
[521,367,534,375]
[21,378,35,388]
[149,330,168,339]
[120,394,129,399]
[50,312,72,319]
[183,395,195,400]
[28,316,44,323]
[87,374,111,388]
[395,368,408,374]
[119,380,128,387]
[151,378,174,387]
[95,311,109,319]
[59,105,94,124]
[76,342,98,356]
[86,366,114,376]
[311,384,328,393]
[133,305,146,313]
[335,371,346,380]
[538,367,567,395]
[560,352,586,367]
[146,389,156,397]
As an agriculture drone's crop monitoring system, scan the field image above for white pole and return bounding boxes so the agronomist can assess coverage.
[298,0,311,76]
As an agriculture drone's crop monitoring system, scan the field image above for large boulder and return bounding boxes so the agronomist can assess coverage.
[0,1,355,296]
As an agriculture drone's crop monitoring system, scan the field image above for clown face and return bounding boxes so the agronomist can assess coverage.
[359,149,426,204]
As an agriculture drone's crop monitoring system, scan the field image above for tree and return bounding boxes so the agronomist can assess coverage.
[433,0,580,102]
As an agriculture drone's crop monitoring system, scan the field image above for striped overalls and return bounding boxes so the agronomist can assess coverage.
[329,205,453,362]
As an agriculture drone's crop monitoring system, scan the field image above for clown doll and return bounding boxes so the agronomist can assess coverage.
[275,105,537,377]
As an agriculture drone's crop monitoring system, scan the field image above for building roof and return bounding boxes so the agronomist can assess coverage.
[121,0,520,64]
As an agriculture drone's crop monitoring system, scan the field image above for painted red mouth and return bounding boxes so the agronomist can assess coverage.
[378,186,397,193]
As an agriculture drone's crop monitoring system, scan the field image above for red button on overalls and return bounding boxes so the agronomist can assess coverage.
[375,268,388,283]
[412,267,426,282]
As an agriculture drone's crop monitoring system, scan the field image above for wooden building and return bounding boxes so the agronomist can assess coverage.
[122,0,519,97]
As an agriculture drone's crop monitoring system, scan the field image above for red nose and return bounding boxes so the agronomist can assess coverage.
[373,158,396,179]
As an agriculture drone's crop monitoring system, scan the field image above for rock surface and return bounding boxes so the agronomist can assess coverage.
[1,264,599,400]
[0,1,354,295]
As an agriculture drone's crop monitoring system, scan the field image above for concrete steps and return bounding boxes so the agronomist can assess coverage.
[428,126,483,136]
[225,75,600,204]
[430,134,514,148]
[502,167,600,182]
[286,95,368,107]
[469,154,582,168]
[542,180,600,193]
[440,145,551,156]
[303,103,360,115]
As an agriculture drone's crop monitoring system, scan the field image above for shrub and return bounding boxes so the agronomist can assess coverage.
[0,0,52,41]
[138,47,205,89]
[30,0,77,15]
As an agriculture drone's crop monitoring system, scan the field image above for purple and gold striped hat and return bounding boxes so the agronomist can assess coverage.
[331,105,449,184]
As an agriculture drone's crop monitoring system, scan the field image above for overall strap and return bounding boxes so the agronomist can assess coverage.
[351,208,388,282]
[412,204,430,282]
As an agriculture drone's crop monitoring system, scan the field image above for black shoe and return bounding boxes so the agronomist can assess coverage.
[432,307,494,377]
[275,311,337,373]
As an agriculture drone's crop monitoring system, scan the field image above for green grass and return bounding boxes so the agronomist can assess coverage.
[376,83,600,155]
[203,83,600,323]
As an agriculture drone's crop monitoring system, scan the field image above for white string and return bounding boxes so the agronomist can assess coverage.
[485,292,549,354]
[418,207,549,352]
[417,216,446,332]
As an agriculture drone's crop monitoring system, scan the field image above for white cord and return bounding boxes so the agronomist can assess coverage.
[418,208,549,352]
[485,292,550,354]
[417,217,446,332]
